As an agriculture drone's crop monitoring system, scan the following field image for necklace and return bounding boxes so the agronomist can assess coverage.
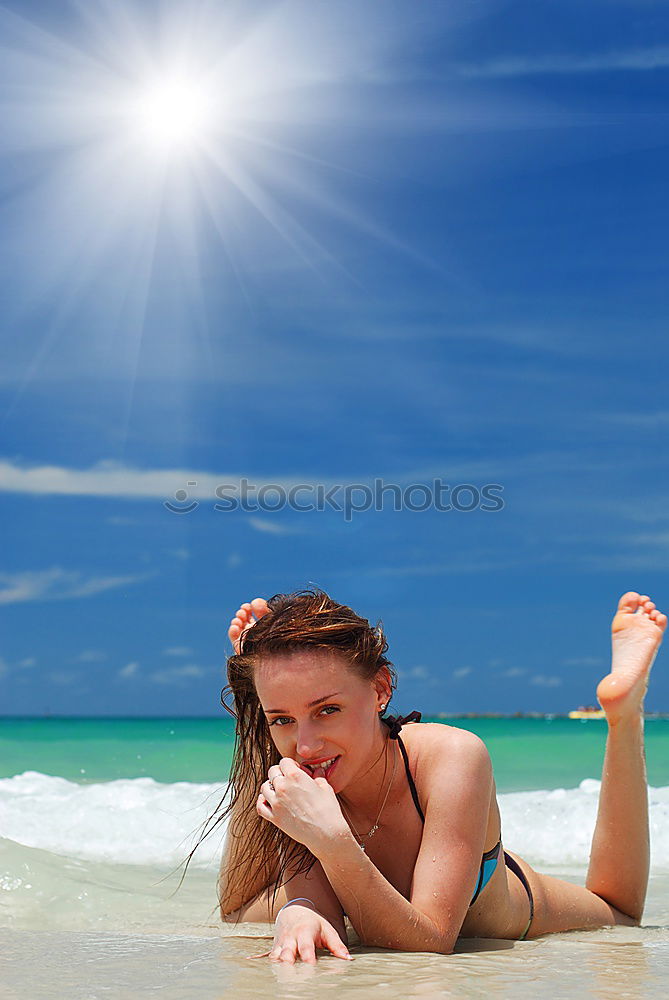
[338,738,397,852]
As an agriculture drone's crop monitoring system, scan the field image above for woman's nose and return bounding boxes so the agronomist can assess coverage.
[295,724,323,759]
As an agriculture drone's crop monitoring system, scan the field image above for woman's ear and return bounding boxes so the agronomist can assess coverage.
[374,667,392,711]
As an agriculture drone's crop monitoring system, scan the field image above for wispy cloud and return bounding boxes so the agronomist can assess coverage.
[597,411,669,429]
[75,649,107,663]
[501,667,526,678]
[0,459,307,499]
[18,657,36,668]
[118,661,139,679]
[452,666,473,680]
[163,647,193,657]
[0,568,153,605]
[403,665,430,680]
[530,674,562,687]
[248,517,306,536]
[49,670,78,686]
[563,657,604,667]
[457,46,669,78]
[149,664,207,685]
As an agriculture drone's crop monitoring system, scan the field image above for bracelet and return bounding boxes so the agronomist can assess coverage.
[277,897,316,917]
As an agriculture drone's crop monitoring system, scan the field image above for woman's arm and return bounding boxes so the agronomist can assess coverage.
[280,857,348,943]
[314,730,493,954]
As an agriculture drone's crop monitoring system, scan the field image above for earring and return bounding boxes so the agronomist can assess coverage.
[379,703,387,713]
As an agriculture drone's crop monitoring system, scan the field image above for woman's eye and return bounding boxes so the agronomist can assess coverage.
[321,705,339,716]
[268,716,292,727]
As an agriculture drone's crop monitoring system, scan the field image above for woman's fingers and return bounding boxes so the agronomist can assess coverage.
[256,793,273,821]
[321,925,352,960]
[296,931,317,964]
[260,779,276,801]
[276,944,298,965]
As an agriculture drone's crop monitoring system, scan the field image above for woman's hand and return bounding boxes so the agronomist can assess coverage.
[269,903,352,964]
[257,757,350,855]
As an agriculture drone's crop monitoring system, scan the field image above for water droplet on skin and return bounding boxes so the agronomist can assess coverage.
[432,856,436,862]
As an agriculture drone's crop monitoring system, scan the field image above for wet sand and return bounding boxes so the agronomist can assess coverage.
[4,871,668,1000]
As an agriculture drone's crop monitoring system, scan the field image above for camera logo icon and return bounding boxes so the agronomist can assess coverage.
[164,481,199,514]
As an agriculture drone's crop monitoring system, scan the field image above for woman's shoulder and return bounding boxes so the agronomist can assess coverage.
[401,721,491,773]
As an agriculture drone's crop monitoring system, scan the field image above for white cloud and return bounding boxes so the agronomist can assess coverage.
[227,553,242,569]
[76,649,107,663]
[118,661,139,679]
[149,664,207,685]
[0,568,153,605]
[457,46,669,78]
[18,657,36,668]
[0,459,310,499]
[530,674,562,688]
[452,666,473,680]
[405,665,430,680]
[49,670,78,686]
[168,548,190,560]
[247,517,305,535]
[563,657,604,667]
[501,667,526,678]
[163,647,193,657]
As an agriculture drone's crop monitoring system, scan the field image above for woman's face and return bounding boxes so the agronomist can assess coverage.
[254,650,389,793]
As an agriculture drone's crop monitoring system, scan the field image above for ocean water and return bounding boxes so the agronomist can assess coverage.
[2,716,669,998]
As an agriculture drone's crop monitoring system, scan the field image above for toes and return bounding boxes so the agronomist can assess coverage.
[618,592,641,613]
[251,597,268,617]
[642,601,656,615]
[655,612,667,630]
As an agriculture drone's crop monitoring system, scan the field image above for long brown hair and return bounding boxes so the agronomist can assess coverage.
[199,587,396,917]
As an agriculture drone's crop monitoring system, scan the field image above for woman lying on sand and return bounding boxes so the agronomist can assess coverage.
[213,588,664,962]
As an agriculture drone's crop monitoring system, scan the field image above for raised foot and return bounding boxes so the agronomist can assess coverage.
[228,597,269,654]
[597,592,667,723]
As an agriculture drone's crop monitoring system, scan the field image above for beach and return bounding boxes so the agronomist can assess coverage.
[2,717,668,998]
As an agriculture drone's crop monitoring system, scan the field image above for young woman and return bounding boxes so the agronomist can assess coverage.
[214,588,665,963]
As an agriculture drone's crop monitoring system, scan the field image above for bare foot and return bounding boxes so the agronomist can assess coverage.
[228,597,269,654]
[596,592,667,723]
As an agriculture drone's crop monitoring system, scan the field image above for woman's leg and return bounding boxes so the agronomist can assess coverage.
[523,592,666,937]
[583,592,665,920]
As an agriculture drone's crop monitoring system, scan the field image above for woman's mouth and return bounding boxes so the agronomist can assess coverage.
[302,755,340,780]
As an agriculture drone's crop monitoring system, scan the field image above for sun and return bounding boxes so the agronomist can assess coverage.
[131,75,214,154]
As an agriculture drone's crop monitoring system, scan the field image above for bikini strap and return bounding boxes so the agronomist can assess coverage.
[381,711,422,740]
[395,734,425,823]
[381,712,425,822]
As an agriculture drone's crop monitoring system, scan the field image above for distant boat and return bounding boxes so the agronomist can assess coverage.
[568,705,605,720]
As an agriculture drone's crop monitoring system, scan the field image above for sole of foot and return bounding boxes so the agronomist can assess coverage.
[596,592,667,724]
[228,597,269,654]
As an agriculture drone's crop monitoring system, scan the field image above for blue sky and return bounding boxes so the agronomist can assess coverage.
[1,0,668,716]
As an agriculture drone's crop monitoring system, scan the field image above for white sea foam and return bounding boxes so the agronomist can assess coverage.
[2,771,669,873]
[0,771,227,870]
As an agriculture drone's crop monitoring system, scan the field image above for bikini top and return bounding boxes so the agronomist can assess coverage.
[381,711,504,907]
[382,711,425,821]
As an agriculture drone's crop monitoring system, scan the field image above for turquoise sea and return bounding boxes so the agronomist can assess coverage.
[2,715,669,789]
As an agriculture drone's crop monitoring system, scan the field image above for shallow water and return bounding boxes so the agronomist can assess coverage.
[4,877,669,1000]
